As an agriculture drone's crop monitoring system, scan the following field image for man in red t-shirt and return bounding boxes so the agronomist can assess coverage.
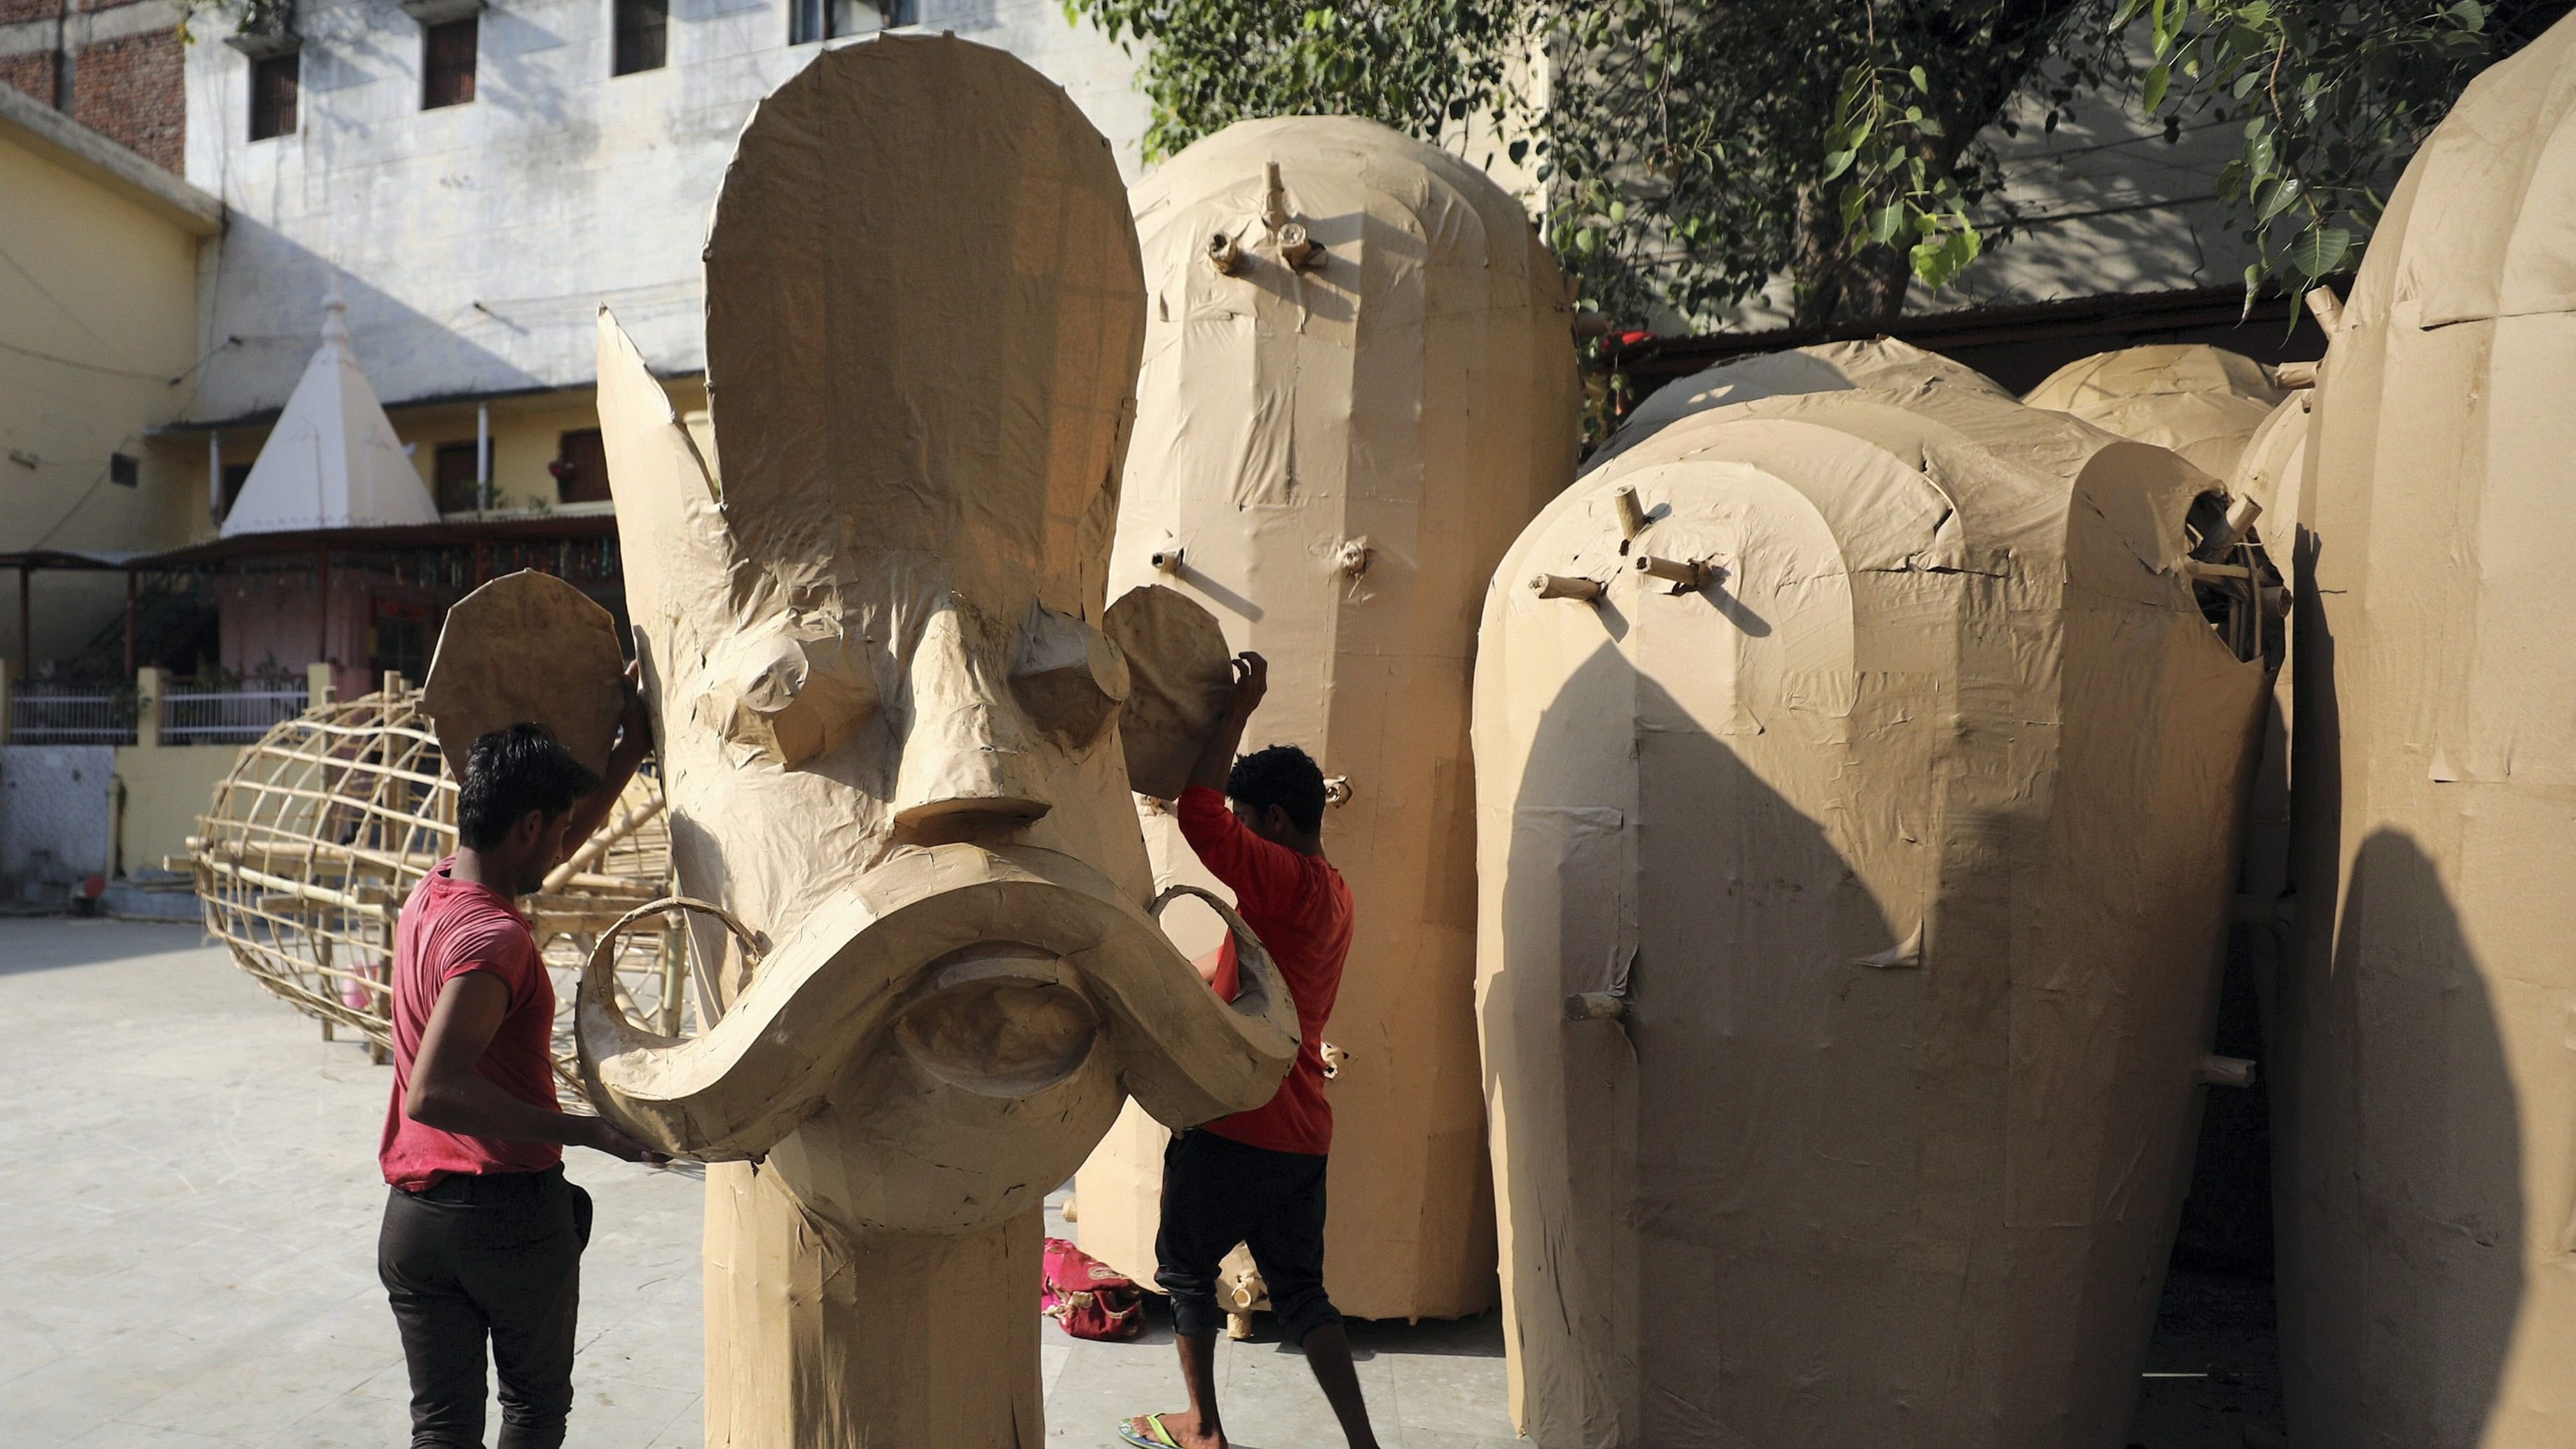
[1124,653,1381,1449]
[378,687,663,1449]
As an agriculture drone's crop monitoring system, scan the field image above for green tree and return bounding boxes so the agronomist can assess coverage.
[1071,0,2547,327]
[2133,0,2532,306]
[1075,0,2119,326]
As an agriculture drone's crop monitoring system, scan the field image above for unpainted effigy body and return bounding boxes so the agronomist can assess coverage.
[1473,345,2266,1447]
[2023,343,2303,1000]
[2021,343,2287,479]
[1073,116,1578,1321]
[2275,15,2576,1444]
[568,37,1297,1448]
[2222,392,2311,959]
[1579,336,2013,476]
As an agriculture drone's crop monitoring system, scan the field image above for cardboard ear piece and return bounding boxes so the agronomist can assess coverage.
[1103,584,1233,799]
[421,570,626,778]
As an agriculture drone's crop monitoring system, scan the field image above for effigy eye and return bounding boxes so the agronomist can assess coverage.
[1009,601,1129,747]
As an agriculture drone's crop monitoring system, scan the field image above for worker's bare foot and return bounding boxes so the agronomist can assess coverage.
[1121,1410,1224,1449]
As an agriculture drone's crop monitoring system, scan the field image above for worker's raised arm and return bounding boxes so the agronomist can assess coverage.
[557,659,655,853]
[1176,652,1311,910]
[1186,651,1266,797]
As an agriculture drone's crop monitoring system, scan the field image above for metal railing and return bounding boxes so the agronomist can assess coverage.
[8,683,135,745]
[162,687,310,744]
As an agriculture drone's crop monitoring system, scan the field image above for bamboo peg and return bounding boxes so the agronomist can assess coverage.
[1633,554,1710,586]
[2196,1055,2257,1089]
[1565,991,1627,1021]
[1612,486,1648,540]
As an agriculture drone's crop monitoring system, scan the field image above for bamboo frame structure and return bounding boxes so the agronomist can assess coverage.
[191,680,693,1097]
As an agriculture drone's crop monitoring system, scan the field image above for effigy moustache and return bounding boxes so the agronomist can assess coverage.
[575,842,1300,1162]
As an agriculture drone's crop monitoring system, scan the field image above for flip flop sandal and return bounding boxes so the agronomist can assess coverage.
[1117,1412,1184,1448]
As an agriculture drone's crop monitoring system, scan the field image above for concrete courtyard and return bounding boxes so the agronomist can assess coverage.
[1,918,2276,1448]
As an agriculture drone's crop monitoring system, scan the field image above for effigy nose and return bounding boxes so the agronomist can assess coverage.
[892,606,1051,838]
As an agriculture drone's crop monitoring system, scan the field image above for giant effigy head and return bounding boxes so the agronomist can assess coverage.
[566,36,1296,1240]
[1070,114,1581,1323]
[1474,343,2268,1445]
[2273,15,2576,1445]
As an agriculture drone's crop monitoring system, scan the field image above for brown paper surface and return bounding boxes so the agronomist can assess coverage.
[1583,336,2012,476]
[420,570,626,778]
[2022,343,2286,478]
[1474,343,2265,1445]
[2273,18,2576,1445]
[579,36,1296,1448]
[1103,584,1236,801]
[2228,392,2310,917]
[1071,115,1580,1321]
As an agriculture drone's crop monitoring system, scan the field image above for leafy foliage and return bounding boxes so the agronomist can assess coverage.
[2123,0,2509,305]
[1071,0,1521,165]
[1070,0,2551,327]
[1078,1,2133,324]
[175,0,296,46]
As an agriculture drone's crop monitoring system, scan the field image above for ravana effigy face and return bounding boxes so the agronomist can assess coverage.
[545,36,1294,1241]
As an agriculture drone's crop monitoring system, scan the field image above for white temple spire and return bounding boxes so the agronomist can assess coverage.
[219,286,441,537]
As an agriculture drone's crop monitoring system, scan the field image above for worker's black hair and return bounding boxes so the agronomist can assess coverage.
[1227,744,1327,836]
[457,724,600,849]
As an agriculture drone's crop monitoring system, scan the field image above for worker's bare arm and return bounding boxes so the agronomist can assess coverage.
[559,660,655,851]
[406,970,665,1162]
[1185,652,1267,797]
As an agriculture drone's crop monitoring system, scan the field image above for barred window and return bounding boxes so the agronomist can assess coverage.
[422,18,478,109]
[249,52,299,140]
[789,0,867,45]
[613,0,667,76]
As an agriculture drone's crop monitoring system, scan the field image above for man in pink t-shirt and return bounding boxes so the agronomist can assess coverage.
[377,680,661,1449]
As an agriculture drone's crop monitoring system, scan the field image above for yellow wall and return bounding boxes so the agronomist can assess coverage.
[113,741,244,877]
[209,376,706,518]
[0,126,209,666]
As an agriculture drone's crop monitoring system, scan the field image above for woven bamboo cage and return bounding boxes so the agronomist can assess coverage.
[189,678,695,1099]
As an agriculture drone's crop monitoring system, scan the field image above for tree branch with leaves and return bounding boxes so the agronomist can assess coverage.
[1068,0,2552,328]
[2128,0,2514,304]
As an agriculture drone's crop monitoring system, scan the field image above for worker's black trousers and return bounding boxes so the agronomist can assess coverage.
[378,1166,593,1449]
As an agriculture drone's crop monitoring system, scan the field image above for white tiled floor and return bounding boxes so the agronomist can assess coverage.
[0,919,1522,1449]
[0,917,2269,1449]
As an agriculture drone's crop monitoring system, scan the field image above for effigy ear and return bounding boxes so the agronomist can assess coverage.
[596,308,733,642]
[421,570,626,778]
[1103,585,1234,800]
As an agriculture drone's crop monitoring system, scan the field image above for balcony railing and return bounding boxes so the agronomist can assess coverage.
[0,678,311,747]
[8,683,135,746]
[162,687,310,744]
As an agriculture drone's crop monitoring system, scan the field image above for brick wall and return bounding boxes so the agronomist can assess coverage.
[69,28,183,172]
[0,51,55,106]
[1,0,188,174]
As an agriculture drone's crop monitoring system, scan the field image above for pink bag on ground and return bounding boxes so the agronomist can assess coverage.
[1042,1235,1145,1341]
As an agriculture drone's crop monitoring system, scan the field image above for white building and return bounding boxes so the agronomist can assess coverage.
[180,0,1152,426]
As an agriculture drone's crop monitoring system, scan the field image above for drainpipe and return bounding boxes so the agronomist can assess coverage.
[316,544,330,685]
[207,433,222,522]
[53,0,74,113]
[476,404,491,511]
